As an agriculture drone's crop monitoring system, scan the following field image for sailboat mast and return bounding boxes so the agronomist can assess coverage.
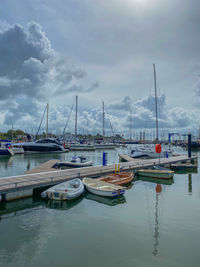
[75,96,78,138]
[46,103,49,138]
[130,110,132,141]
[153,64,159,141]
[102,101,105,139]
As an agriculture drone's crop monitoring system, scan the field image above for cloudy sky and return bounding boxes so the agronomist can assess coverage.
[0,0,200,137]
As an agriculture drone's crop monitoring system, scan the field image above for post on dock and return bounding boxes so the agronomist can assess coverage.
[103,152,107,166]
[188,133,191,158]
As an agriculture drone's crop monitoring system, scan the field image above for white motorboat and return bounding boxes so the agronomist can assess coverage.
[82,177,126,197]
[41,178,84,201]
[11,143,25,154]
[53,156,93,169]
[131,145,173,158]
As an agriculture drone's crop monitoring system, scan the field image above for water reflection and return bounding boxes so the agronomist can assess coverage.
[85,192,126,206]
[125,182,134,190]
[0,156,13,171]
[45,195,83,210]
[137,176,174,185]
[153,184,162,256]
[188,174,192,194]
[0,196,43,220]
[174,168,198,175]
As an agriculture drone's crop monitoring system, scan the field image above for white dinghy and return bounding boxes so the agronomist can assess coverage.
[41,178,84,201]
[53,156,92,169]
[82,177,126,197]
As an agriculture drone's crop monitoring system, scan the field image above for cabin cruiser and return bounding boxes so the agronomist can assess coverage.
[22,138,68,153]
[0,141,14,156]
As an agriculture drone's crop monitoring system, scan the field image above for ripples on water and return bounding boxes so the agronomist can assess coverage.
[0,146,200,267]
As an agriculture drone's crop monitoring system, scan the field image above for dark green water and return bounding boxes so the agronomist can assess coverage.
[0,147,200,267]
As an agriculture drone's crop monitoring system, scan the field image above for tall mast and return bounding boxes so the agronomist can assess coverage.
[102,101,105,138]
[153,64,159,141]
[130,110,132,140]
[75,96,78,138]
[46,103,49,138]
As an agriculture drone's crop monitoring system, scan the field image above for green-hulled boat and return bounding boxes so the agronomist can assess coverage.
[137,169,174,179]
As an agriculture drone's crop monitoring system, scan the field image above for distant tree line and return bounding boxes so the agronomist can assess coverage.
[0,129,26,140]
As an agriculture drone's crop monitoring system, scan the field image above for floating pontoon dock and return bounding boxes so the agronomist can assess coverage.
[0,155,197,201]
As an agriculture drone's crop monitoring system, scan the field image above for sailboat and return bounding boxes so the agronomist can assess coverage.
[64,96,95,151]
[22,104,67,153]
[137,64,175,179]
[133,64,174,159]
[94,101,115,149]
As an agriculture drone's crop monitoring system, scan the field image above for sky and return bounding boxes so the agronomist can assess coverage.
[0,0,200,138]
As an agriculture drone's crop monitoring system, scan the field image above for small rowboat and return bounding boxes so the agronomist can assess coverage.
[137,169,174,179]
[41,178,84,201]
[82,177,126,197]
[99,172,134,186]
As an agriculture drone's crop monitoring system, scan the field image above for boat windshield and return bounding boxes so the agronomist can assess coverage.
[36,138,59,144]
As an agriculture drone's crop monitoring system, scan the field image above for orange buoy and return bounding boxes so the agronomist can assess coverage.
[155,144,162,154]
[156,184,162,193]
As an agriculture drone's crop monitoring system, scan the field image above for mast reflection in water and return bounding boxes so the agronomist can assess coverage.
[153,184,162,256]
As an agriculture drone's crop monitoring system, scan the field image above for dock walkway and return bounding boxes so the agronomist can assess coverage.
[0,155,197,201]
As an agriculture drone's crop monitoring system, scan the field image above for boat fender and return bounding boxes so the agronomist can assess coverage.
[41,191,47,198]
[50,192,54,199]
[0,195,2,202]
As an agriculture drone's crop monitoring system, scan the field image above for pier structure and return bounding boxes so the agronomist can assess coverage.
[0,155,197,202]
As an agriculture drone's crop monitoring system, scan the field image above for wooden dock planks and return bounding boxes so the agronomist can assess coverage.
[24,159,60,174]
[0,155,197,196]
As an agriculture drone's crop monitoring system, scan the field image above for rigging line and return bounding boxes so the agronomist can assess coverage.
[36,104,47,139]
[104,108,115,137]
[62,98,76,139]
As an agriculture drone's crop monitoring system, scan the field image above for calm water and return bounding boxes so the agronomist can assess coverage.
[0,147,200,267]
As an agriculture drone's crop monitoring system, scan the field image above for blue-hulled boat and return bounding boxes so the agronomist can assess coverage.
[0,141,14,156]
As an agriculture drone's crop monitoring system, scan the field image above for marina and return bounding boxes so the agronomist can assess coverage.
[1,1,200,265]
[0,153,196,201]
[0,146,199,267]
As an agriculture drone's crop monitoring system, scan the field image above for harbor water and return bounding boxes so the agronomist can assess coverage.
[0,146,200,267]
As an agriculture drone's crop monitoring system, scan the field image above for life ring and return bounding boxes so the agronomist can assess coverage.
[155,144,162,154]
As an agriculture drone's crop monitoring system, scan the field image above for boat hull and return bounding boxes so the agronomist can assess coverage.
[22,144,66,153]
[42,179,84,201]
[99,172,134,186]
[137,169,174,179]
[85,186,125,197]
[0,148,14,156]
[55,161,93,168]
[170,164,197,170]
[83,178,125,197]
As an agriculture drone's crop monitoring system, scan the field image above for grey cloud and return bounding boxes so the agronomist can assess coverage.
[0,21,98,103]
[64,81,99,94]
[4,96,40,125]
[107,96,132,111]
